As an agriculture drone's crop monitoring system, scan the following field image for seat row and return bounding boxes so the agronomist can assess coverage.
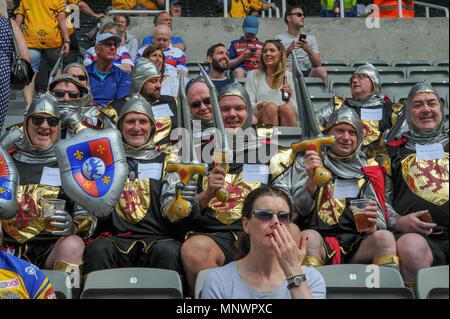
[42,264,449,299]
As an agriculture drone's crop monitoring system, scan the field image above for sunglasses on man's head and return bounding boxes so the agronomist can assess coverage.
[289,12,304,17]
[251,209,291,224]
[30,115,60,127]
[52,89,80,99]
[190,97,211,109]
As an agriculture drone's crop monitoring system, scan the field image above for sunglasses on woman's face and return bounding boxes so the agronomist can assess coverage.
[190,97,211,109]
[30,115,60,127]
[52,89,80,99]
[72,74,87,82]
[251,209,291,224]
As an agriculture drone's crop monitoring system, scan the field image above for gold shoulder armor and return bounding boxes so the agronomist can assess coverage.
[269,147,294,181]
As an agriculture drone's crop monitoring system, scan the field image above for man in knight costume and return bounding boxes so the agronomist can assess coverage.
[0,93,89,279]
[315,63,404,155]
[161,80,299,294]
[382,82,448,292]
[82,93,183,278]
[292,106,399,270]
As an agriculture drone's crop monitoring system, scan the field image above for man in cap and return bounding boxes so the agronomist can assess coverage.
[227,16,264,79]
[169,0,183,17]
[83,93,183,277]
[161,81,298,295]
[382,82,448,292]
[86,32,131,107]
[292,106,399,270]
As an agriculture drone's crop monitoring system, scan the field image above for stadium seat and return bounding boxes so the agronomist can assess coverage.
[375,66,406,82]
[433,59,449,68]
[380,79,418,102]
[304,77,328,95]
[80,268,183,299]
[429,80,449,100]
[41,270,73,299]
[316,264,415,299]
[406,66,449,82]
[330,81,351,99]
[321,59,347,67]
[311,92,334,111]
[325,66,355,88]
[416,265,449,299]
[194,268,213,299]
[391,59,431,69]
[234,77,247,85]
[350,59,389,67]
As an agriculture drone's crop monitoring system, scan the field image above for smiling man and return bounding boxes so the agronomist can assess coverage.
[206,43,233,93]
[382,82,449,292]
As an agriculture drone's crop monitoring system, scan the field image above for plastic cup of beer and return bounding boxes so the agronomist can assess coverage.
[43,198,66,232]
[350,199,371,232]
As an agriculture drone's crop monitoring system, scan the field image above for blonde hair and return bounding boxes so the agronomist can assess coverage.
[0,0,8,18]
[258,40,287,89]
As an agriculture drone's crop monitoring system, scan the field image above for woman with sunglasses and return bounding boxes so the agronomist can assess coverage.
[201,185,326,299]
[1,92,86,280]
[245,40,298,127]
[142,45,179,97]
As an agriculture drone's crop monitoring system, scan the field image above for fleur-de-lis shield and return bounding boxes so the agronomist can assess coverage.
[0,146,19,220]
[55,129,128,217]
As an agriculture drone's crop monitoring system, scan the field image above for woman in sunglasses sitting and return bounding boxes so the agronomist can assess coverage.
[201,185,326,299]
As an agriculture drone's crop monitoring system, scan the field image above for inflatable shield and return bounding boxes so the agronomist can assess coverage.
[55,128,128,217]
[0,146,19,220]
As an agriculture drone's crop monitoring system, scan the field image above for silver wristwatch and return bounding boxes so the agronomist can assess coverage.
[287,274,306,289]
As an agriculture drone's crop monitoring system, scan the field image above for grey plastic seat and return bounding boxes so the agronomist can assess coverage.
[391,59,431,69]
[304,77,328,95]
[41,270,73,299]
[330,81,352,99]
[194,268,213,299]
[433,59,449,68]
[380,79,418,102]
[375,66,406,82]
[311,92,334,111]
[80,268,183,299]
[429,80,449,100]
[416,266,449,299]
[321,59,347,67]
[406,66,449,81]
[351,59,389,67]
[316,264,415,299]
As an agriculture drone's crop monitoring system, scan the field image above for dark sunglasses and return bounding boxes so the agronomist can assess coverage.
[52,89,80,99]
[289,12,304,17]
[100,41,118,48]
[251,209,291,224]
[72,75,87,82]
[190,97,211,109]
[30,115,60,127]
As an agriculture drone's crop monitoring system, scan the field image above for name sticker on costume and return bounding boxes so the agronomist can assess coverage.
[416,143,445,160]
[333,178,359,199]
[40,167,62,186]
[138,163,163,180]
[242,164,269,184]
[360,108,382,121]
[152,104,174,119]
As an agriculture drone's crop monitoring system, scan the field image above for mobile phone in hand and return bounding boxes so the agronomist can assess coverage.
[250,47,257,53]
[299,34,307,42]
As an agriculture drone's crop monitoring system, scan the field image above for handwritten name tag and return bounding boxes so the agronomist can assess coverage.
[138,162,163,180]
[333,178,359,199]
[360,108,382,121]
[152,104,174,119]
[242,164,269,184]
[40,167,61,186]
[416,143,445,160]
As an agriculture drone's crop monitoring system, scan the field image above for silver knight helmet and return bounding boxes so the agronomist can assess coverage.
[350,63,381,95]
[129,57,161,96]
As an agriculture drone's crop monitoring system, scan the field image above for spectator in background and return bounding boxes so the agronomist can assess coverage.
[6,0,16,18]
[321,0,357,17]
[137,25,188,78]
[86,32,131,106]
[84,22,134,74]
[0,1,30,131]
[141,11,186,52]
[142,45,179,97]
[228,0,275,18]
[275,5,328,87]
[202,185,326,299]
[206,43,233,93]
[14,0,71,109]
[228,15,264,80]
[373,0,414,17]
[114,13,138,60]
[245,40,298,127]
[112,0,165,10]
[169,0,182,17]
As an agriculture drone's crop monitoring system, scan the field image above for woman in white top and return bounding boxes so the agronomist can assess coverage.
[245,40,299,127]
[142,45,179,97]
[202,185,326,299]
